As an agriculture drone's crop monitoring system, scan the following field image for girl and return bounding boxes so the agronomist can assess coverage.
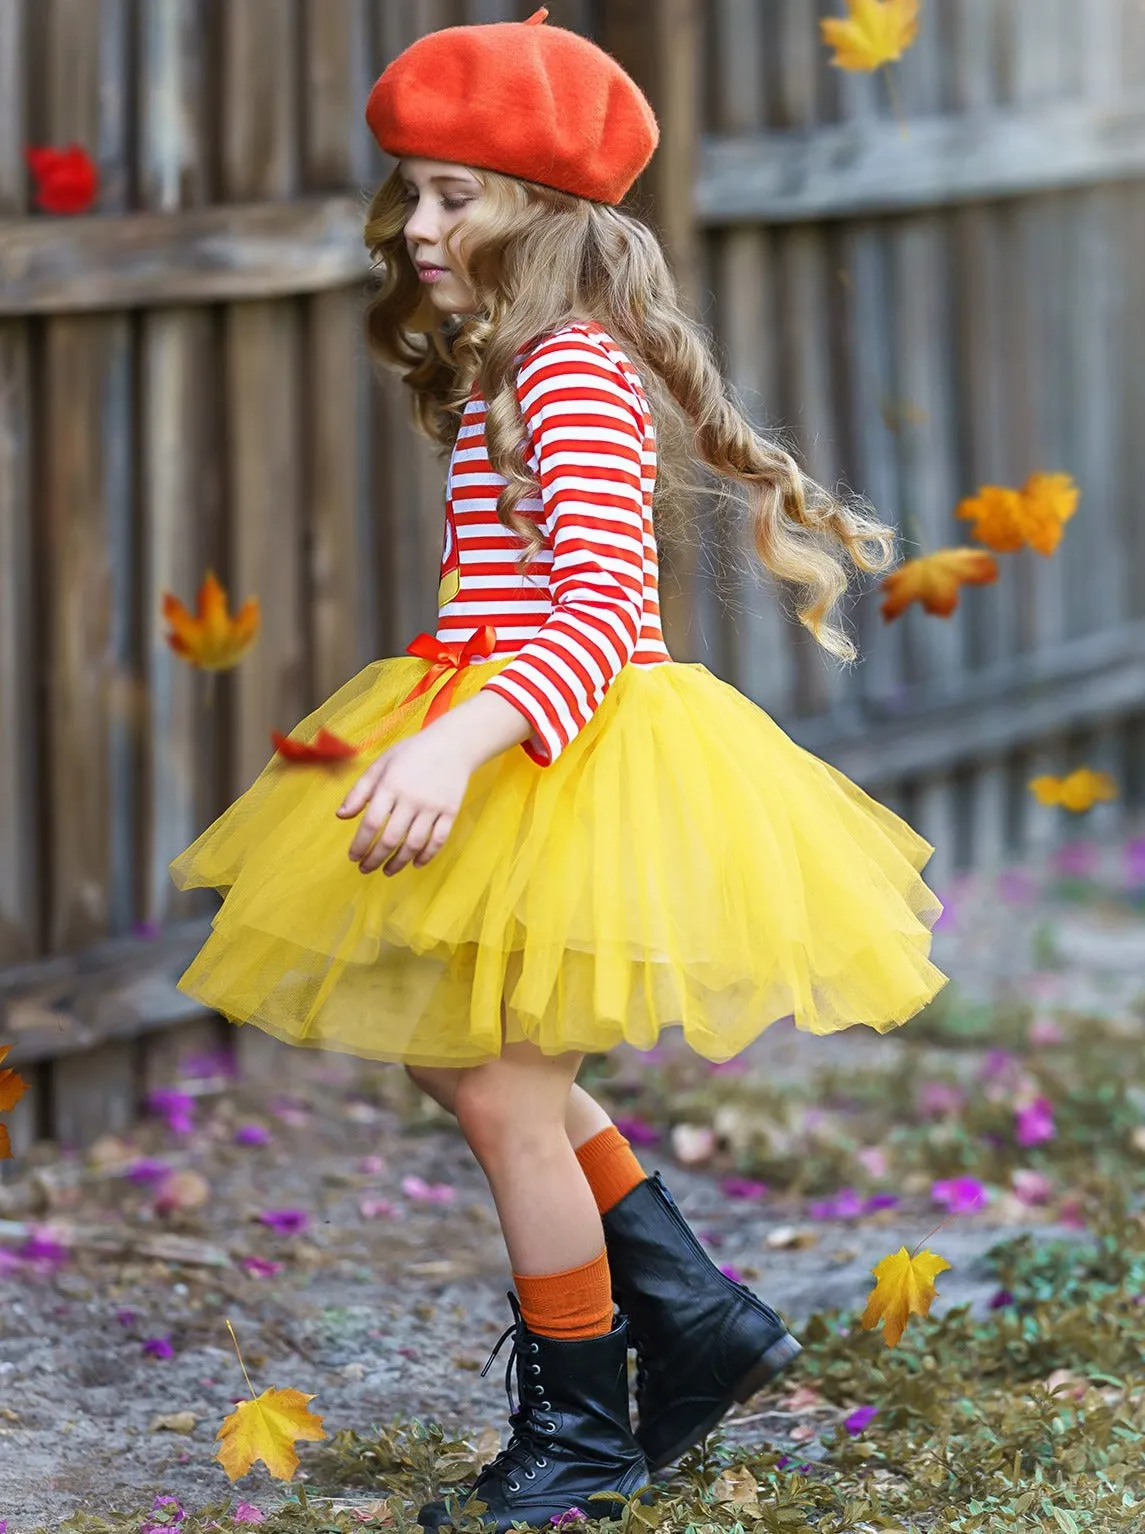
[170,10,947,1530]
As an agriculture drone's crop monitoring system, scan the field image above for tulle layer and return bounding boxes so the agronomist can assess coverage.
[169,655,948,1066]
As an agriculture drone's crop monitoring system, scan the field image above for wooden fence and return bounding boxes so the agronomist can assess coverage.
[2,0,1144,1157]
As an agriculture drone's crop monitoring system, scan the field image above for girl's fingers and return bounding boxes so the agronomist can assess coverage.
[412,813,454,868]
[360,799,417,875]
[348,786,396,863]
[385,808,442,876]
[337,756,385,816]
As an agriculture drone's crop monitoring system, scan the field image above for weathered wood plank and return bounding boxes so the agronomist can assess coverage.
[789,618,1145,784]
[137,2,222,929]
[0,197,373,314]
[51,1040,138,1149]
[0,320,38,962]
[303,1,374,696]
[222,1,307,793]
[696,95,1145,224]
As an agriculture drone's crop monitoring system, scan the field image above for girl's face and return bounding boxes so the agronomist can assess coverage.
[399,158,483,315]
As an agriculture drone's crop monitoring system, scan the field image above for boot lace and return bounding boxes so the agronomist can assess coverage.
[475,1311,557,1495]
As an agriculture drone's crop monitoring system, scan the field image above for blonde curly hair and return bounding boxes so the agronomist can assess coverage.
[363,165,896,661]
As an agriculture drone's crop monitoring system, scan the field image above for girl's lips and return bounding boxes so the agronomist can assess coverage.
[418,266,448,282]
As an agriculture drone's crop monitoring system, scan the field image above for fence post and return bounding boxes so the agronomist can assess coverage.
[597,0,700,660]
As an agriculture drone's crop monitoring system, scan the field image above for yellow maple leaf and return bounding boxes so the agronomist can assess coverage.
[161,569,260,671]
[1017,471,1080,556]
[860,1245,951,1348]
[1028,768,1118,812]
[215,1386,328,1482]
[955,485,1026,554]
[821,0,920,71]
[879,547,998,621]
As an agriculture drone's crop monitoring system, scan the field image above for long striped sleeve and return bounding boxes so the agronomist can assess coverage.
[480,333,650,766]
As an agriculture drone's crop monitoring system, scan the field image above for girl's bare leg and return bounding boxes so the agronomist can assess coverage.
[407,1066,613,1152]
[443,1042,602,1273]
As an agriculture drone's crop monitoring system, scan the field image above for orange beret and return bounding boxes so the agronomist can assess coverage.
[366,7,659,207]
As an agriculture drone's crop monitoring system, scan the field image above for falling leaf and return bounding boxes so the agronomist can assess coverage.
[161,569,260,671]
[1028,768,1117,812]
[821,0,920,71]
[215,1386,328,1482]
[880,547,998,621]
[1018,472,1080,554]
[956,472,1080,556]
[271,726,359,764]
[0,1046,27,1115]
[26,144,99,214]
[860,1245,952,1348]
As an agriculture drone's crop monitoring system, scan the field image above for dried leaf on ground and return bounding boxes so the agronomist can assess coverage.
[215,1386,328,1482]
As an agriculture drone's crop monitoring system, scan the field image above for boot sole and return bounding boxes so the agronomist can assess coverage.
[644,1330,803,1473]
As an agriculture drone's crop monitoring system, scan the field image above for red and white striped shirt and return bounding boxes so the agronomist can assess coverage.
[434,321,672,765]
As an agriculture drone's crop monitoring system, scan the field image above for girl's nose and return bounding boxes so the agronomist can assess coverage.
[403,197,439,246]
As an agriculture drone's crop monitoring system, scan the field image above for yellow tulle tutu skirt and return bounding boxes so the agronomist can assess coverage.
[169,654,948,1067]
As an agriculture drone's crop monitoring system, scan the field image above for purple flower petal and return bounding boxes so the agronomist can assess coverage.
[861,1193,900,1213]
[233,1124,272,1147]
[719,1264,745,1284]
[233,1505,265,1525]
[151,1496,185,1524]
[843,1405,879,1436]
[258,1208,310,1235]
[400,1175,456,1204]
[776,1455,812,1473]
[931,1177,989,1214]
[918,1081,965,1116]
[1015,1096,1056,1147]
[807,1187,865,1220]
[18,1232,69,1265]
[613,1115,660,1146]
[1052,839,1098,880]
[126,1158,173,1185]
[720,1176,769,1201]
[179,1047,238,1080]
[550,1511,587,1528]
[238,1256,284,1278]
[997,868,1036,904]
[116,1307,138,1326]
[143,1335,174,1359]
[989,1289,1014,1310]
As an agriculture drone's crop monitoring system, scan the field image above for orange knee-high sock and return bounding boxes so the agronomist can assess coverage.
[513,1249,614,1340]
[575,1125,647,1216]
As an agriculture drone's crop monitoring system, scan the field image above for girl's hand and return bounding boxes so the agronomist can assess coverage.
[335,727,473,875]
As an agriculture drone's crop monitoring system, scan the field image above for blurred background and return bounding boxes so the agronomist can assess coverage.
[2,0,1145,1156]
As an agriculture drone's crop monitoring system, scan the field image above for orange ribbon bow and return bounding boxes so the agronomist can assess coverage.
[271,625,497,764]
[398,624,498,728]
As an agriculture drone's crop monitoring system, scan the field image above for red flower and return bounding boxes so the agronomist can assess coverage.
[26,144,98,215]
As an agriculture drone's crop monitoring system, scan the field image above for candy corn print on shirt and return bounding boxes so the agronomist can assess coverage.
[436,321,671,766]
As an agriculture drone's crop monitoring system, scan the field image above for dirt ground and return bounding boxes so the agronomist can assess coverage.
[2,846,1143,1532]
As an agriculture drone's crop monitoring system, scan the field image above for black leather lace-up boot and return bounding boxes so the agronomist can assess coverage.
[602,1171,802,1471]
[418,1293,648,1531]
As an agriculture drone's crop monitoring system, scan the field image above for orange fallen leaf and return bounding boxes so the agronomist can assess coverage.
[162,569,260,671]
[215,1385,328,1481]
[860,1245,951,1348]
[821,0,919,72]
[0,1124,10,1160]
[880,547,998,621]
[271,726,360,764]
[1028,768,1118,812]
